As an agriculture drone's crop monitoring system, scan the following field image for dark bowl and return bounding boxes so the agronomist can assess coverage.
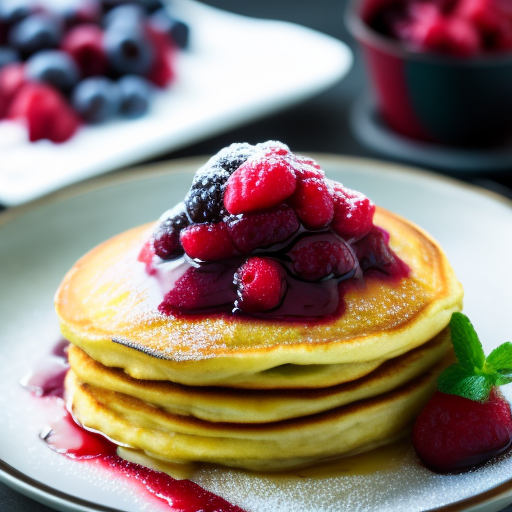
[346,0,512,147]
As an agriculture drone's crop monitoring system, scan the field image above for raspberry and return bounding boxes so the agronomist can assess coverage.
[137,239,157,275]
[412,389,512,472]
[180,222,238,261]
[353,227,408,277]
[212,142,256,175]
[330,182,375,241]
[61,24,108,78]
[422,16,481,56]
[290,176,334,230]
[235,257,286,312]
[255,140,290,156]
[8,82,80,143]
[290,235,358,282]
[226,205,299,254]
[160,265,237,312]
[185,165,230,223]
[224,154,297,215]
[0,62,26,118]
[152,202,189,260]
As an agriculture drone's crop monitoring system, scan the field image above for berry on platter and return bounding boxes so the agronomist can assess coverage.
[146,141,407,319]
[0,0,189,143]
[413,312,512,473]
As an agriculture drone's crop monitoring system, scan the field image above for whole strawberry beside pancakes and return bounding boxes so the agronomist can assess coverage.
[145,141,409,319]
[413,312,512,472]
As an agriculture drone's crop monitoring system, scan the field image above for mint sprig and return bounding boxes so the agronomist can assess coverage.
[438,312,512,402]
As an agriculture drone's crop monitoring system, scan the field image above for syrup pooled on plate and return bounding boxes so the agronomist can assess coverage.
[22,340,245,512]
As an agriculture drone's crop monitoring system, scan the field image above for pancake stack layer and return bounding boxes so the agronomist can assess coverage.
[56,208,463,472]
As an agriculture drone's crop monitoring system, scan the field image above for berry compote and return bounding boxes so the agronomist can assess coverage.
[141,141,409,321]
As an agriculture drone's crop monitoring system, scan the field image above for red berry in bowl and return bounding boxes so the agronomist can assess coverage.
[8,82,80,143]
[61,24,107,78]
[224,154,297,215]
[227,204,300,254]
[412,312,512,473]
[290,235,358,282]
[235,257,286,312]
[180,222,238,261]
[330,183,375,241]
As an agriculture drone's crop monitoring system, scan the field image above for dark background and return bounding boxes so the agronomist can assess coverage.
[2,0,512,510]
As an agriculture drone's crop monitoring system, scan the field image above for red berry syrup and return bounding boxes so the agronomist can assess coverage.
[22,341,246,512]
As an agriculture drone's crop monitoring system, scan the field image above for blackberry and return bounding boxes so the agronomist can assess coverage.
[212,142,256,175]
[152,202,189,259]
[185,165,230,223]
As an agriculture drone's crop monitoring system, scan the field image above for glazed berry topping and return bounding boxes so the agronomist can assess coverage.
[235,257,286,312]
[290,234,358,282]
[413,313,512,472]
[330,183,376,241]
[147,142,407,319]
[152,202,190,260]
[180,222,238,262]
[226,204,300,254]
[224,154,297,215]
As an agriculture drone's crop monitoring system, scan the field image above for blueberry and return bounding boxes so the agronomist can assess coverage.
[104,24,154,76]
[0,46,19,69]
[26,50,80,94]
[71,77,120,124]
[8,14,63,57]
[118,75,152,118]
[151,8,189,49]
[103,4,145,30]
[61,0,102,27]
[0,0,33,26]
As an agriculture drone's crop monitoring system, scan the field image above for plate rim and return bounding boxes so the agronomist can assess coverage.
[1,154,512,512]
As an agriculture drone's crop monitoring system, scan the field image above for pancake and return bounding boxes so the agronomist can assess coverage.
[66,355,449,472]
[68,328,451,423]
[56,208,463,388]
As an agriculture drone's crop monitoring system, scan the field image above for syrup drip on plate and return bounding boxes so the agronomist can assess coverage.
[21,340,246,512]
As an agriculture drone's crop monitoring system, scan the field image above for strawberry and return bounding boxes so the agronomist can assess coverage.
[224,154,297,215]
[235,257,286,312]
[412,313,512,472]
[8,83,80,143]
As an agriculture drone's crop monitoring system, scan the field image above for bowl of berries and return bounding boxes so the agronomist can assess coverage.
[346,0,512,147]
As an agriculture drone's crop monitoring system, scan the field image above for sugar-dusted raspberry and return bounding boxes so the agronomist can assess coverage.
[212,142,256,175]
[290,234,358,282]
[255,140,290,156]
[180,222,238,261]
[290,176,334,230]
[160,265,237,312]
[137,239,157,275]
[330,181,375,241]
[226,204,299,254]
[185,164,230,223]
[353,226,408,278]
[235,257,286,312]
[224,154,297,214]
[295,155,322,171]
[152,202,189,260]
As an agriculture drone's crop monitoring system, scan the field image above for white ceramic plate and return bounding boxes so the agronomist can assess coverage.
[1,155,512,512]
[0,0,352,207]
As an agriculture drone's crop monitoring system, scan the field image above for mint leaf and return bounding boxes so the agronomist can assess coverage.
[487,342,512,373]
[438,364,493,402]
[449,312,485,372]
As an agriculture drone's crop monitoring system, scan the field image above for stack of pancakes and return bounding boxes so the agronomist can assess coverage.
[55,208,463,472]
